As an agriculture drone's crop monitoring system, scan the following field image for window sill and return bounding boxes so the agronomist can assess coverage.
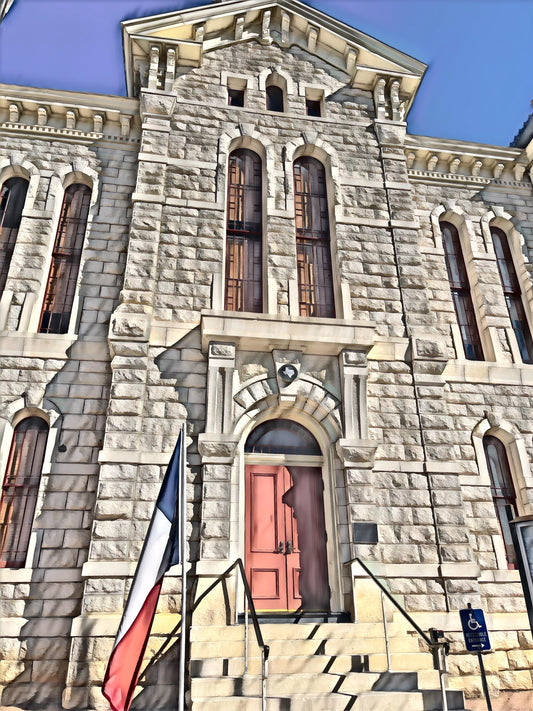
[0,567,34,583]
[0,331,77,358]
[443,359,533,385]
[200,309,375,355]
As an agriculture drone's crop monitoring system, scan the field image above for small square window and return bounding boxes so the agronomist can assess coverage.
[228,88,245,107]
[306,98,321,117]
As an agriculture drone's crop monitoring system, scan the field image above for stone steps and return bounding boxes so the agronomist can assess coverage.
[189,621,410,642]
[191,669,444,697]
[191,689,467,711]
[188,620,468,710]
[190,635,421,659]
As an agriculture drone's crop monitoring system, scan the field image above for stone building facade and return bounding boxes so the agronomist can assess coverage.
[1,0,533,709]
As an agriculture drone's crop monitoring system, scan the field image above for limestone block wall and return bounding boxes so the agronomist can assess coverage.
[0,97,139,711]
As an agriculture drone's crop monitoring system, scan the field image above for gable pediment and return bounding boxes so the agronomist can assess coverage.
[123,0,426,111]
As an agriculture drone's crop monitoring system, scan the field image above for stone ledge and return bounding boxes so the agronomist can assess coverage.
[81,561,190,578]
[98,449,172,464]
[348,560,480,579]
[70,611,181,637]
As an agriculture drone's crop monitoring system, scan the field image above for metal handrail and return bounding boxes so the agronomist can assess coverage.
[353,557,432,645]
[193,558,270,711]
[350,557,450,711]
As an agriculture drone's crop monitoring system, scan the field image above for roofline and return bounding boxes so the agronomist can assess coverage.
[406,133,522,159]
[0,82,139,111]
[121,0,426,76]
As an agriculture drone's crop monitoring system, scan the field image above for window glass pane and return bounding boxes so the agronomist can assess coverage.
[0,417,48,568]
[225,149,262,312]
[483,435,518,567]
[39,183,91,334]
[228,88,244,107]
[266,85,284,112]
[245,419,320,455]
[0,177,29,295]
[294,157,334,318]
[491,227,533,364]
[306,99,321,117]
[441,221,484,360]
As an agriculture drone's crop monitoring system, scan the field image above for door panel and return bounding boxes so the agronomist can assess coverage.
[245,464,329,612]
[246,465,286,610]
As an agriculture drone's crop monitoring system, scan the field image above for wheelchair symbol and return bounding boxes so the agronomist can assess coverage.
[467,612,482,631]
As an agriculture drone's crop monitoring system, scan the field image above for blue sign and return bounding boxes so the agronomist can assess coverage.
[460,607,491,652]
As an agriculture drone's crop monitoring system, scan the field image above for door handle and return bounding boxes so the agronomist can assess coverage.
[278,541,285,554]
[286,540,292,555]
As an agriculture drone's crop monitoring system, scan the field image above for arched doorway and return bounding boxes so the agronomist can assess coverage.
[244,419,330,611]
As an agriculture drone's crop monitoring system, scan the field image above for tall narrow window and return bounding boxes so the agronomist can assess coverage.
[294,157,334,318]
[0,177,29,295]
[266,85,284,112]
[441,221,484,360]
[0,417,48,568]
[39,183,91,334]
[491,226,533,364]
[483,435,518,568]
[225,149,262,312]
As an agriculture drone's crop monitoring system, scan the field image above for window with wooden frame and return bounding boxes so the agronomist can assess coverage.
[39,183,91,334]
[0,177,29,296]
[491,226,533,364]
[0,417,48,568]
[225,149,262,312]
[293,157,335,318]
[440,221,484,360]
[483,434,518,568]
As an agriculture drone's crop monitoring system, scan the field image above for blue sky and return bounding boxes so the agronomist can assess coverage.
[0,0,532,147]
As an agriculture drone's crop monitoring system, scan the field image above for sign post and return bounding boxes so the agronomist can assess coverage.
[460,603,492,711]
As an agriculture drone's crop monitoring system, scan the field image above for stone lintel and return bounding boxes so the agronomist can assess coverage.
[201,310,375,355]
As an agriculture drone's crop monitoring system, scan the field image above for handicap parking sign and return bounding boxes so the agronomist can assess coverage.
[460,606,491,652]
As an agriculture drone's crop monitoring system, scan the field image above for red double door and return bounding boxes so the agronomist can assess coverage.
[245,465,329,611]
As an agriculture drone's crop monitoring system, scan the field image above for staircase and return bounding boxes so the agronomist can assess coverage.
[189,619,469,710]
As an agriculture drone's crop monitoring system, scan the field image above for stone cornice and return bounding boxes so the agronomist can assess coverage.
[0,83,140,143]
[405,134,530,187]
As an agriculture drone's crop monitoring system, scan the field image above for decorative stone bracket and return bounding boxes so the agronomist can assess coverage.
[198,433,240,464]
[336,438,378,469]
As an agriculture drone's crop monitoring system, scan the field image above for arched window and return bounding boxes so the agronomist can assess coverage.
[483,434,518,568]
[0,417,48,568]
[0,177,29,295]
[225,149,262,312]
[39,183,91,334]
[293,157,334,318]
[440,221,483,360]
[266,85,284,112]
[491,226,533,364]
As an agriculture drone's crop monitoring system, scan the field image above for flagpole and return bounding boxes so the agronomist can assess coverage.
[178,422,187,711]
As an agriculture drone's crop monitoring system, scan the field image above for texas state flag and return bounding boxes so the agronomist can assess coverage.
[102,432,184,711]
